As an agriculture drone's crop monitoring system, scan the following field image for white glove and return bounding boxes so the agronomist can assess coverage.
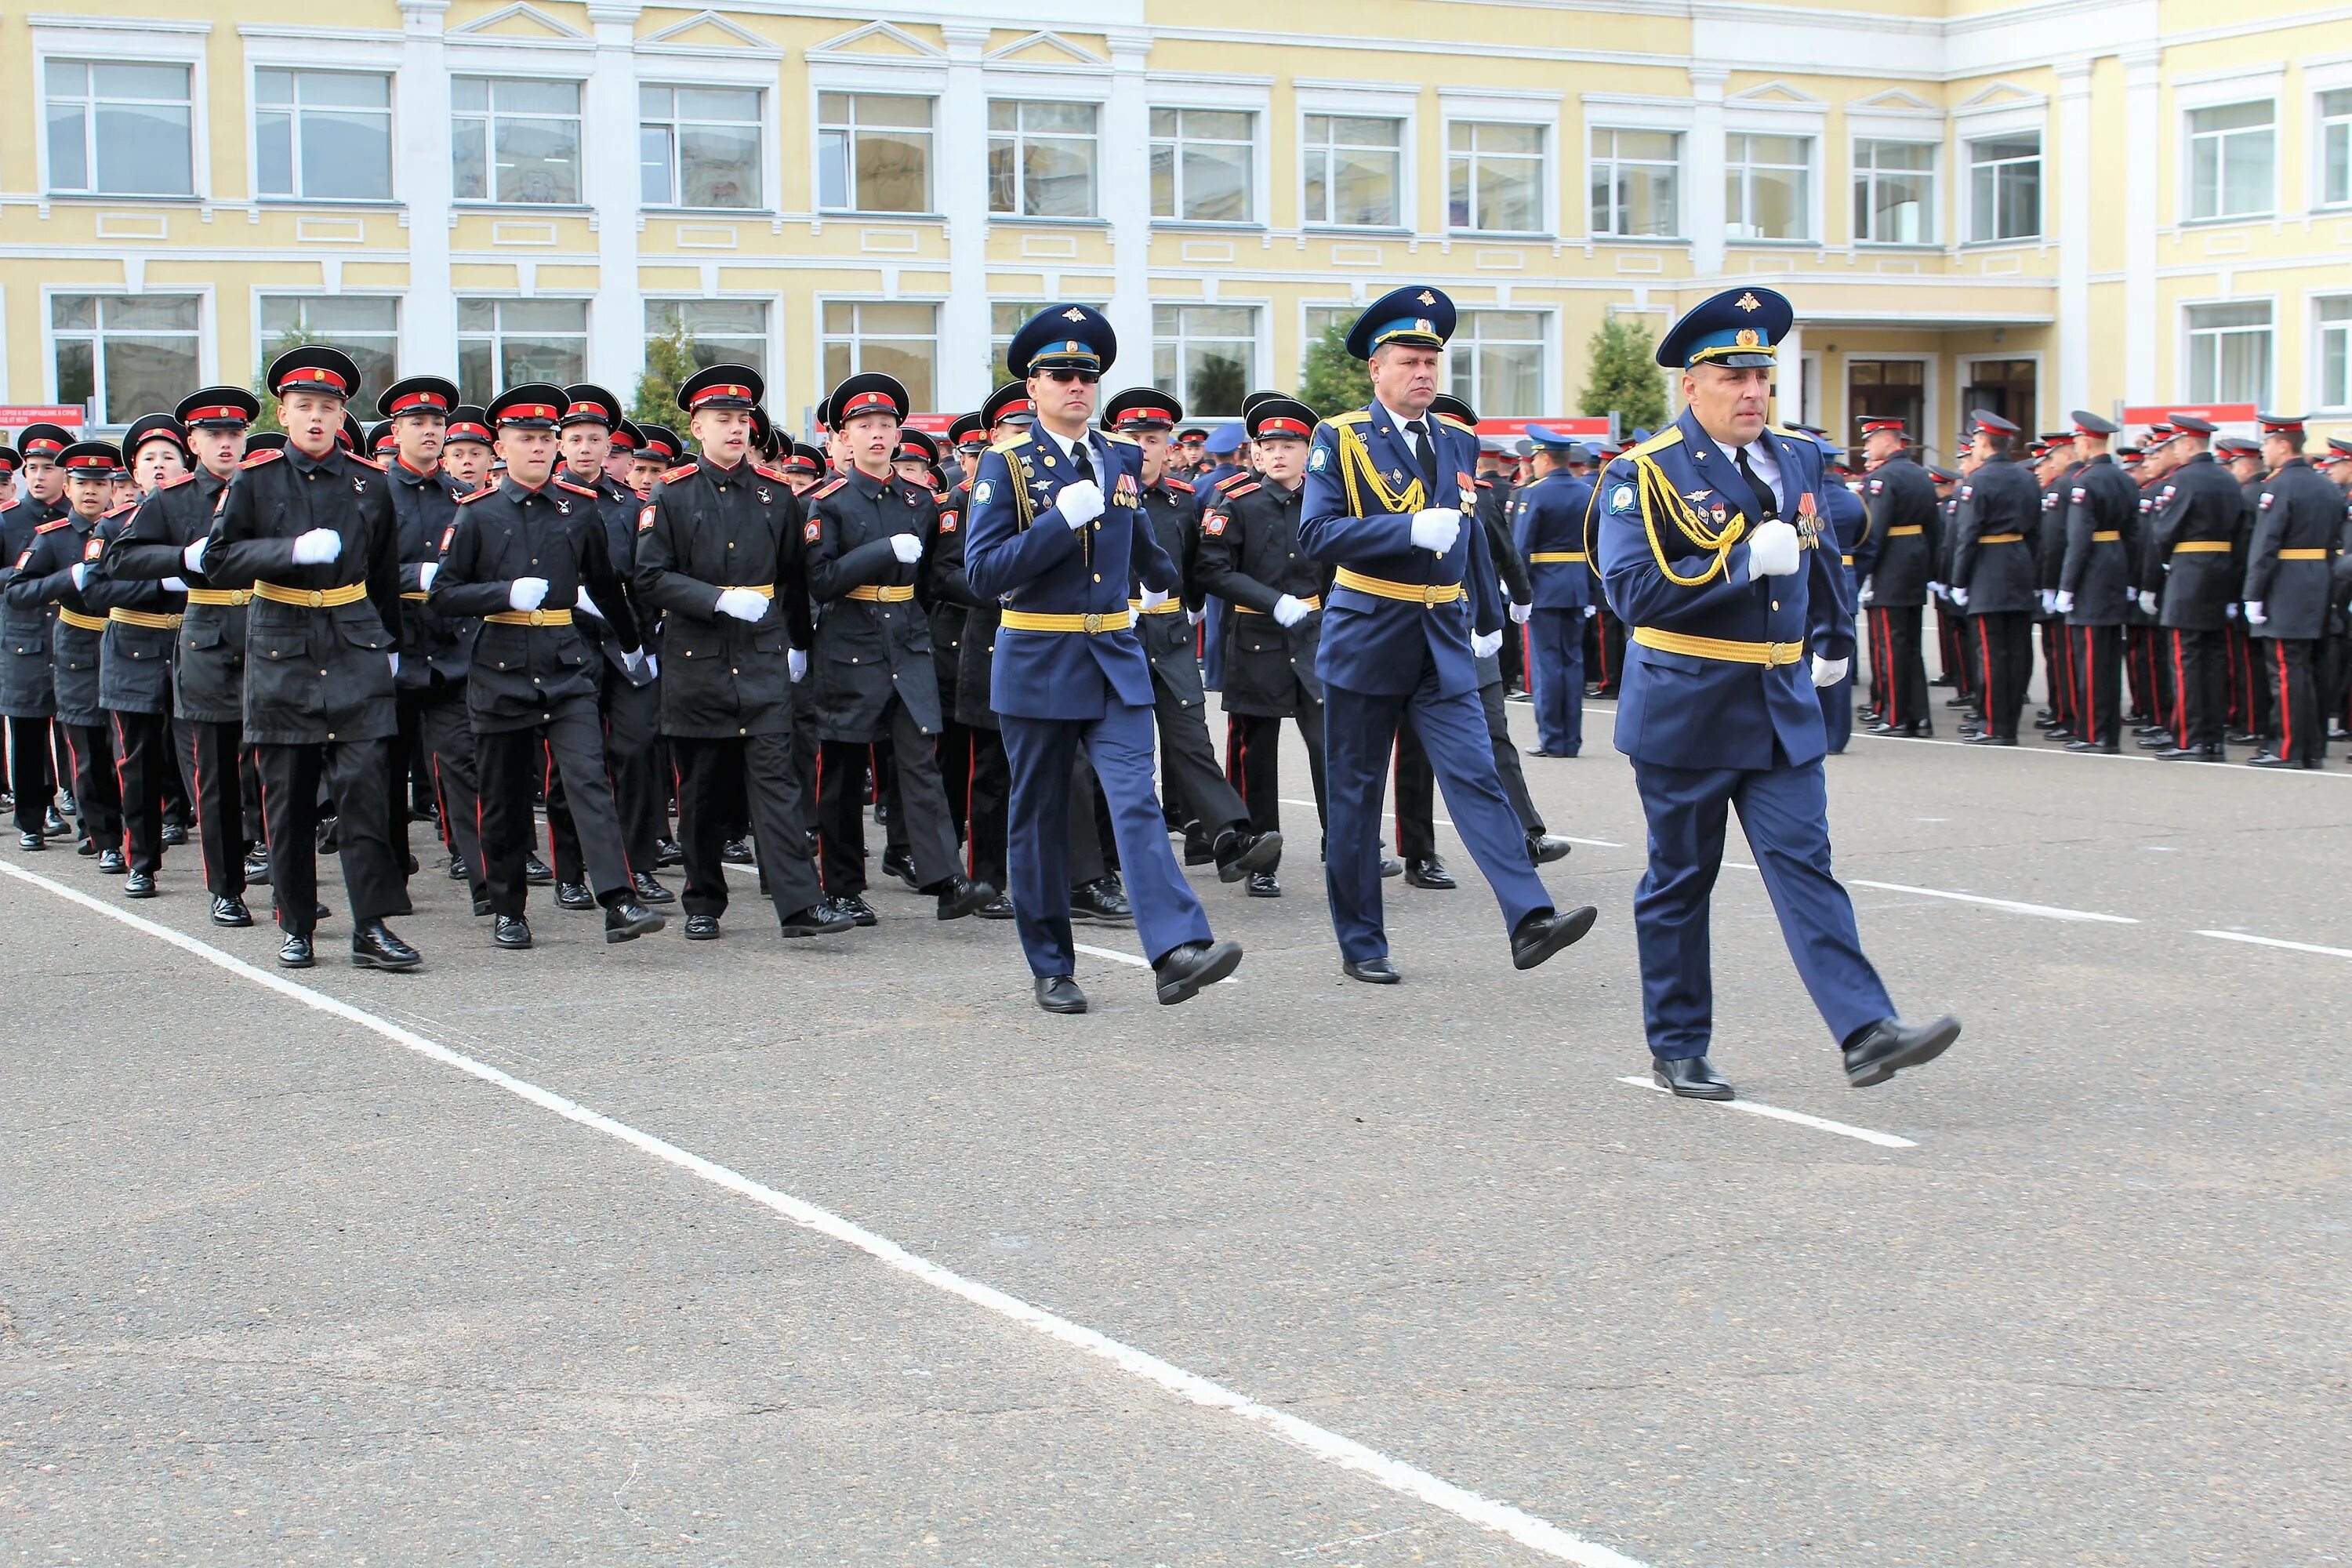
[1857,579,1875,605]
[70,562,90,590]
[416,562,437,593]
[289,528,343,565]
[1583,604,1597,619]
[2224,602,2239,620]
[181,539,208,574]
[575,586,604,621]
[1926,580,1945,598]
[388,652,400,678]
[2055,590,2074,615]
[2140,590,2158,615]
[1747,518,1801,579]
[2245,601,2266,626]
[1470,629,1504,659]
[1187,608,1203,627]
[789,647,808,683]
[1140,586,1171,611]
[1056,479,1104,528]
[508,576,550,612]
[1409,508,1461,554]
[1508,601,1532,625]
[1810,654,1849,689]
[1951,586,1969,608]
[715,587,768,623]
[622,648,647,677]
[643,652,659,681]
[162,576,187,593]
[2038,589,2054,615]
[889,532,922,564]
[1272,594,1312,628]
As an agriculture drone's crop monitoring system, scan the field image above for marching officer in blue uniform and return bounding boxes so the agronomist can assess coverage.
[1511,423,1595,757]
[1814,436,1873,753]
[1595,286,1958,1098]
[1297,285,1597,984]
[964,305,1242,1014]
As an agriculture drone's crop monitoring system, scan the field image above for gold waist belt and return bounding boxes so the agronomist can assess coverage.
[484,608,575,626]
[1000,608,1134,633]
[1633,626,1806,667]
[109,608,183,630]
[1529,550,1588,564]
[2172,540,2232,554]
[1334,567,1463,606]
[844,583,916,602]
[254,580,367,608]
[56,608,107,632]
[183,587,251,606]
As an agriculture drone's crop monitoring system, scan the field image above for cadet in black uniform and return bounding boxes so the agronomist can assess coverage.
[2,439,61,848]
[200,347,417,971]
[1857,417,1940,736]
[633,365,851,942]
[802,372,993,923]
[1949,412,2042,744]
[7,440,125,868]
[426,385,665,947]
[2243,413,2343,768]
[2054,412,2140,753]
[1195,394,1332,897]
[2141,415,2245,760]
[926,418,979,880]
[85,415,191,896]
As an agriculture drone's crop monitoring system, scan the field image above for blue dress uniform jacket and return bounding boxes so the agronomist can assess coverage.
[964,426,1178,720]
[1512,471,1596,611]
[1298,405,1504,697]
[1596,409,1852,773]
[107,468,248,724]
[804,464,947,742]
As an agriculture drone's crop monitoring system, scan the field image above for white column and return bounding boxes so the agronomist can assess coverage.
[2122,49,2161,406]
[1102,30,1153,397]
[584,2,643,392]
[1777,325,1803,429]
[1687,66,1729,281]
[396,0,456,370]
[2056,59,2094,417]
[939,24,993,408]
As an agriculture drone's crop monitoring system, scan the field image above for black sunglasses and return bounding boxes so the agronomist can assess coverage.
[1040,368,1100,385]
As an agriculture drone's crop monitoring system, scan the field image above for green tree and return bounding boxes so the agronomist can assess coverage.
[1577,316,1667,433]
[631,321,699,425]
[1298,320,1372,418]
[249,325,328,437]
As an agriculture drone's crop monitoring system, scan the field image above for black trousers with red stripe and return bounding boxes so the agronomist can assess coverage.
[57,720,122,850]
[252,738,399,934]
[1225,707,1327,865]
[2259,636,2321,765]
[2167,627,2229,747]
[2041,622,2073,728]
[111,708,172,873]
[1936,602,1969,693]
[174,717,252,898]
[8,717,56,833]
[2227,622,2270,740]
[2069,624,2122,746]
[1871,606,1928,729]
[1973,612,2033,740]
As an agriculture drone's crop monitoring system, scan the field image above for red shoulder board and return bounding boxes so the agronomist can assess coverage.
[1214,472,1249,493]
[1475,477,1494,489]
[1164,477,1194,494]
[347,452,385,472]
[659,463,699,483]
[241,448,284,469]
[931,489,949,504]
[0,496,14,512]
[103,499,140,520]
[811,477,848,501]
[754,463,790,484]
[554,477,598,497]
[1226,481,1262,500]
[458,485,498,505]
[34,517,73,534]
[160,470,198,489]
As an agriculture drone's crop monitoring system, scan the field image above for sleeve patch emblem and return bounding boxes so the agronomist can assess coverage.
[938,511,958,533]
[637,506,655,532]
[1609,484,1634,513]
[1308,445,1327,471]
[84,537,104,561]
[1202,511,1228,537]
[973,481,993,506]
[804,518,822,543]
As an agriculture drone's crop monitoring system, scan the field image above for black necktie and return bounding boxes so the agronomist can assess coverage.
[1734,445,1778,523]
[1406,419,1438,492]
[1072,437,1095,485]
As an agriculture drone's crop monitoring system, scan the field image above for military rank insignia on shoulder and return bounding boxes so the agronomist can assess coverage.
[347,452,386,472]
[1225,481,1261,501]
[241,448,284,469]
[1164,476,1193,494]
[755,463,790,485]
[102,500,138,521]
[660,463,699,484]
[34,517,72,534]
[554,477,598,498]
[459,485,497,504]
[811,477,847,502]
[161,470,197,489]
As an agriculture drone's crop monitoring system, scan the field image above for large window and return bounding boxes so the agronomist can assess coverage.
[1303,114,1403,227]
[2323,90,2352,209]
[1725,133,1811,241]
[988,100,1099,219]
[1448,121,1545,233]
[647,299,770,383]
[2187,101,2274,221]
[258,296,399,406]
[452,77,581,205]
[52,295,203,426]
[1589,128,1680,238]
[822,301,938,412]
[818,93,931,214]
[1152,304,1257,419]
[1448,310,1545,418]
[1853,140,1935,245]
[1151,108,1253,223]
[45,61,193,197]
[988,298,1110,369]
[641,85,760,209]
[2319,297,2352,409]
[457,299,587,405]
[1967,132,2040,242]
[2186,301,2272,405]
[256,71,391,202]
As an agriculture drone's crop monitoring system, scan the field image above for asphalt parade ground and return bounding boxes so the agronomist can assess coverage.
[5,690,2348,1567]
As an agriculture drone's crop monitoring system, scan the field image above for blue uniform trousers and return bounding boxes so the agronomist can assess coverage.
[1817,665,1854,753]
[1000,702,1210,978]
[1323,657,1552,963]
[1527,608,1585,755]
[1628,754,1893,1058]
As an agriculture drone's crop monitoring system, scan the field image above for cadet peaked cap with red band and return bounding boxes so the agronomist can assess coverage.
[443,406,494,446]
[59,440,125,473]
[488,383,568,429]
[268,346,362,399]
[635,424,681,462]
[829,372,909,426]
[1103,387,1185,432]
[677,365,764,413]
[176,387,262,429]
[1245,395,1316,442]
[16,423,75,459]
[560,383,622,428]
[377,376,460,420]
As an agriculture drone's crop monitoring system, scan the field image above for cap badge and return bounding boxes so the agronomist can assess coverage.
[1416,290,1436,306]
[1062,307,1087,322]
[1735,292,1762,312]
[1735,329,1760,348]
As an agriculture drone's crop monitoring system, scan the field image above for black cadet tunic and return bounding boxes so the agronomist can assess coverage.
[1194,477,1330,718]
[0,499,60,720]
[804,463,946,742]
[2150,452,2246,632]
[85,499,184,716]
[2059,454,2141,628]
[1134,474,1208,708]
[385,458,473,690]
[429,476,640,733]
[924,483,969,722]
[1950,457,2042,615]
[1860,456,1940,608]
[566,467,660,688]
[202,444,405,747]
[633,456,815,740]
[6,511,107,728]
[2244,458,2344,643]
[108,467,248,724]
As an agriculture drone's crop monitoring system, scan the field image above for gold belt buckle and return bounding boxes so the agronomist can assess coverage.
[528,608,548,626]
[1421,584,1442,607]
[305,589,328,608]
[1081,612,1104,633]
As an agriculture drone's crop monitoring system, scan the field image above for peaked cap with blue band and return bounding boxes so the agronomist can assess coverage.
[1655,286,1793,370]
[1344,285,1457,360]
[1007,304,1117,379]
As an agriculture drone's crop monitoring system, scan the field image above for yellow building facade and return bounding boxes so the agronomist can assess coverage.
[5,0,2350,457]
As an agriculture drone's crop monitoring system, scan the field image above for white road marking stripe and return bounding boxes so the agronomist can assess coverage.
[1614,1076,1918,1149]
[1279,798,1624,848]
[1855,729,2352,776]
[1846,879,2138,924]
[2194,928,2352,960]
[10,869,1612,1552]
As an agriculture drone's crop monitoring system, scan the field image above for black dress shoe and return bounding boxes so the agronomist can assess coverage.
[1403,855,1456,890]
[315,818,339,855]
[604,900,665,942]
[1526,832,1571,865]
[98,848,127,873]
[1213,826,1283,882]
[524,853,553,884]
[123,869,157,898]
[554,880,595,910]
[278,933,314,968]
[1378,856,1403,879]
[1342,956,1400,984]
[211,895,252,927]
[401,850,419,876]
[632,871,674,904]
[780,902,855,938]
[1068,876,1132,924]
[492,914,533,949]
[243,851,270,881]
[934,876,995,920]
[447,854,469,881]
[1034,974,1087,1014]
[1651,1054,1733,1100]
[1153,938,1243,1005]
[2064,739,2119,753]
[2043,727,2074,742]
[1245,869,1281,898]
[720,837,756,865]
[2136,734,2176,750]
[975,892,1014,920]
[1526,746,1572,758]
[76,837,99,858]
[161,819,187,847]
[17,829,43,851]
[833,893,878,927]
[2227,730,2262,746]
[1963,733,2016,746]
[1510,904,1599,970]
[2247,750,2297,768]
[655,837,684,867]
[1843,1014,1962,1087]
[2153,744,2207,760]
[683,913,722,940]
[45,807,71,834]
[350,920,422,971]
[881,845,921,890]
[1182,836,1217,866]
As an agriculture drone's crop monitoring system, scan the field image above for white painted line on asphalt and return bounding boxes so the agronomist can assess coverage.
[1071,940,1239,985]
[1847,879,2139,924]
[1614,1076,1918,1150]
[1279,797,1624,848]
[2194,928,2352,960]
[3,865,1624,1558]
[1856,729,2352,777]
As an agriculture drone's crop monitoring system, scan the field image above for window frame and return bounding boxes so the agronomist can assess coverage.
[638,82,768,213]
[1723,129,1818,245]
[814,89,938,218]
[1963,129,2043,245]
[818,296,944,414]
[38,53,202,201]
[2311,292,2352,412]
[644,296,779,388]
[1297,86,1416,234]
[1849,137,1940,247]
[44,287,212,429]
[2183,98,2278,224]
[449,73,588,209]
[1447,307,1553,419]
[1151,302,1265,422]
[1442,112,1555,238]
[1149,103,1262,228]
[986,96,1106,223]
[2318,85,2352,212]
[1586,124,1686,241]
[249,67,397,206]
[252,292,403,410]
[2181,298,2274,408]
[453,295,593,407]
